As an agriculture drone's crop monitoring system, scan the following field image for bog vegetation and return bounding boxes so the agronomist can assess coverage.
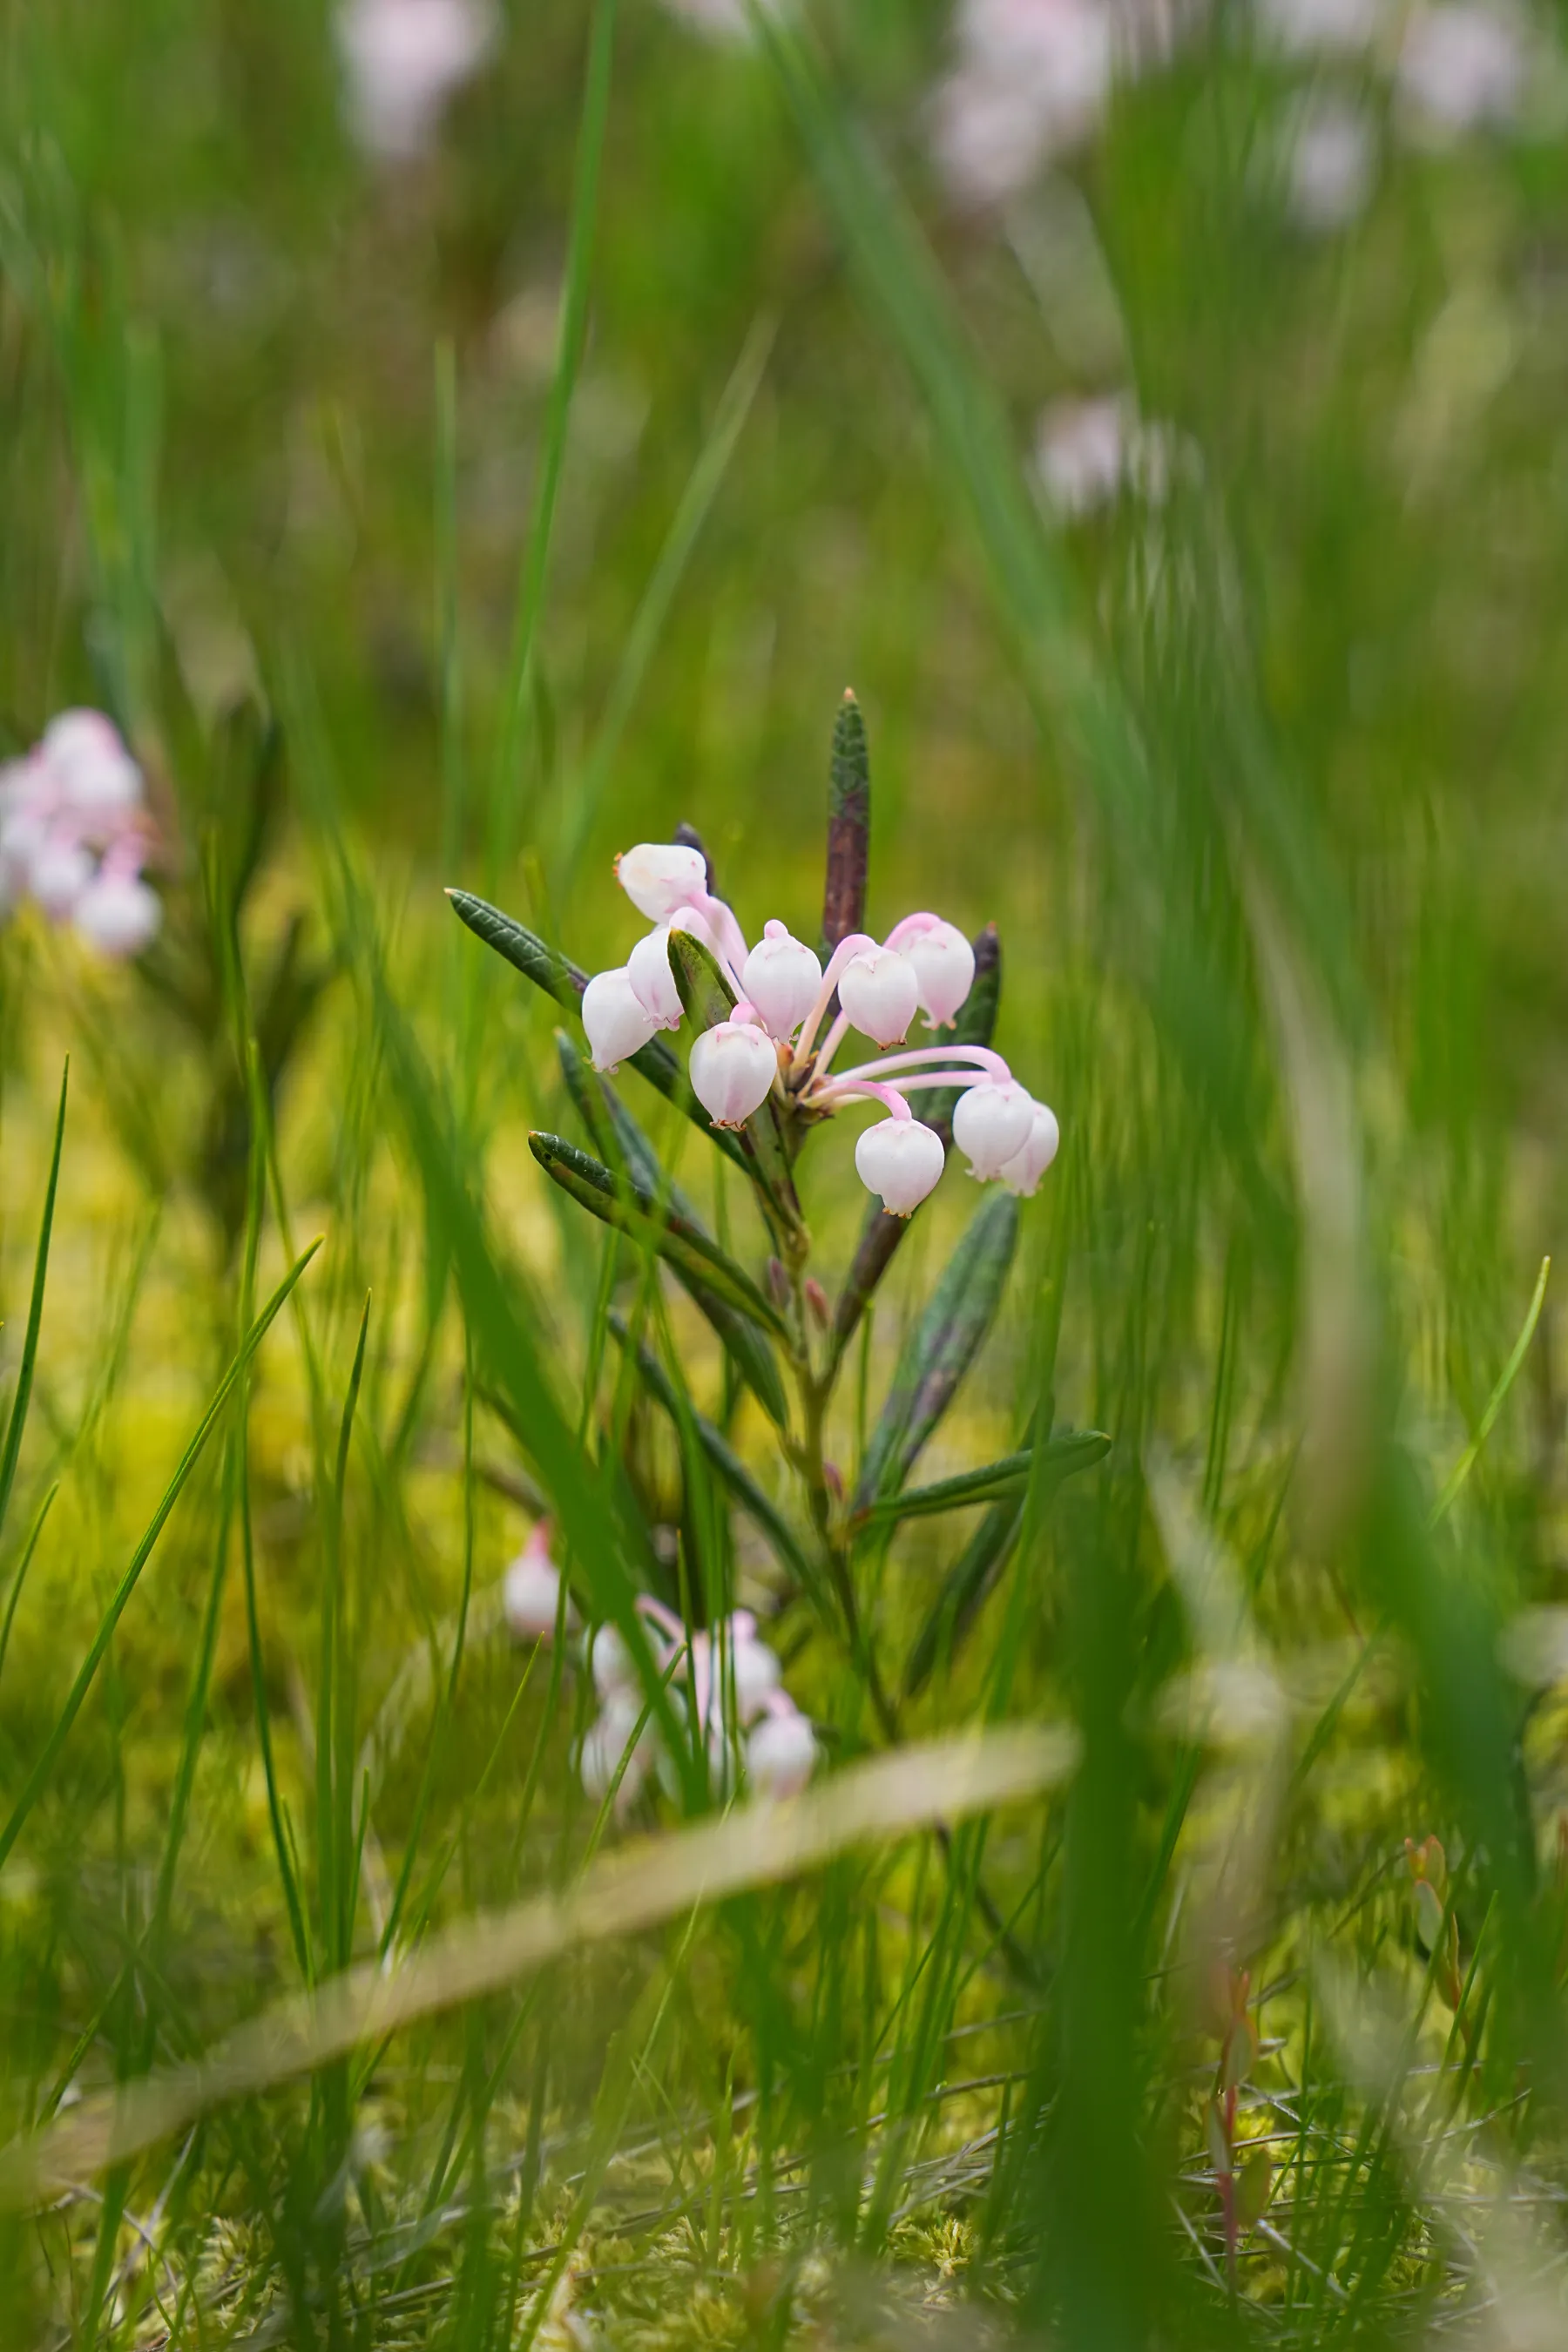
[3,1,1568,2346]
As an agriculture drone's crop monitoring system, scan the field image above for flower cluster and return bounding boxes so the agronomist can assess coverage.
[582,842,1059,1220]
[501,1524,815,1808]
[583,1598,816,1808]
[0,711,162,957]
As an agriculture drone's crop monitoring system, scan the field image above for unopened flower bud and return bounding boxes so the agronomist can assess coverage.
[839,945,920,1048]
[997,1100,1060,1198]
[804,1276,829,1330]
[689,1016,778,1128]
[747,1707,817,1799]
[41,710,143,816]
[854,1114,945,1217]
[741,920,822,1041]
[904,919,976,1029]
[626,924,685,1030]
[72,872,161,957]
[766,1256,789,1308]
[952,1080,1035,1179]
[614,841,708,923]
[582,966,659,1071]
[822,1459,843,1506]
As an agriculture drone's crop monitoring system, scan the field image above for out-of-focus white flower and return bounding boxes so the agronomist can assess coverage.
[931,0,1119,205]
[583,966,659,1071]
[1282,94,1379,231]
[72,869,163,957]
[580,1693,657,1805]
[1396,2,1525,139]
[1255,0,1387,54]
[839,945,921,1049]
[626,924,686,1031]
[855,1113,948,1216]
[503,1521,576,1641]
[747,1707,818,1799]
[615,841,710,923]
[741,920,822,1042]
[589,1621,637,1698]
[336,0,498,160]
[689,1014,779,1127]
[654,0,779,37]
[997,1098,1061,1195]
[41,710,143,814]
[899,918,976,1030]
[1037,394,1130,517]
[952,1079,1037,1178]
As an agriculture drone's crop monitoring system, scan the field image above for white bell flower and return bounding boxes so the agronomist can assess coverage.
[626,924,685,1030]
[838,944,920,1048]
[689,1014,779,1129]
[40,710,143,817]
[741,920,822,1042]
[855,1113,946,1216]
[588,1621,637,1698]
[613,841,709,923]
[580,1693,655,1805]
[71,871,161,957]
[29,837,94,919]
[582,966,659,1072]
[902,919,976,1030]
[746,1707,817,1799]
[336,0,497,160]
[503,1523,575,1641]
[997,1100,1061,1197]
[952,1079,1036,1179]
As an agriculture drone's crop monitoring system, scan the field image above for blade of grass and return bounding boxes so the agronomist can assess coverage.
[0,1059,67,1547]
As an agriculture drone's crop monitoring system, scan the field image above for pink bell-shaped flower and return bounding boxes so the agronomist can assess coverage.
[689,1014,778,1129]
[904,919,976,1029]
[72,871,161,957]
[503,1523,576,1641]
[30,837,93,919]
[626,925,685,1030]
[741,921,822,1041]
[614,841,708,923]
[997,1099,1061,1197]
[839,944,920,1048]
[952,1080,1035,1179]
[855,1113,946,1216]
[583,966,659,1072]
[588,1621,636,1697]
[746,1706,817,1799]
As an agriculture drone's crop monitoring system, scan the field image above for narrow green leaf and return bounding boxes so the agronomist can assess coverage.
[903,1501,1023,1700]
[557,1034,789,1426]
[854,1188,1020,1511]
[862,1429,1109,1525]
[0,1484,57,1689]
[529,1132,793,1346]
[608,1315,816,1595]
[0,1061,68,1547]
[828,924,1001,1374]
[0,1238,321,1877]
[666,929,804,1242]
[448,888,748,1173]
[821,688,870,955]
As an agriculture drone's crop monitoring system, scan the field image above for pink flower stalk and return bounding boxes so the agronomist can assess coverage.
[689,1007,780,1127]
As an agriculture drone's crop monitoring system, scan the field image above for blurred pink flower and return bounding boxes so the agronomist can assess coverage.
[1396,2,1526,140]
[336,0,498,160]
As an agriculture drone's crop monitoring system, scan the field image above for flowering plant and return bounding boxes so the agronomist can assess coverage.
[458,696,1105,1812]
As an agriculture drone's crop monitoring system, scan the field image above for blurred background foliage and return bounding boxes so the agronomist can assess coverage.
[3,0,1568,2342]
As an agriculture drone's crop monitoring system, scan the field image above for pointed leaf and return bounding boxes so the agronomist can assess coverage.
[861,1429,1109,1525]
[552,1035,789,1427]
[666,929,805,1243]
[854,1187,1019,1511]
[828,923,1002,1373]
[903,1500,1023,1700]
[447,888,747,1173]
[529,1132,793,1345]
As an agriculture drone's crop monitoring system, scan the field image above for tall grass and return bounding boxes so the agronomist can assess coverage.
[2,0,1567,2345]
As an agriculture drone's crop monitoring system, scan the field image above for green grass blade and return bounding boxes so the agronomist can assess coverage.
[862,1429,1109,1526]
[0,1059,67,1547]
[0,1237,321,1877]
